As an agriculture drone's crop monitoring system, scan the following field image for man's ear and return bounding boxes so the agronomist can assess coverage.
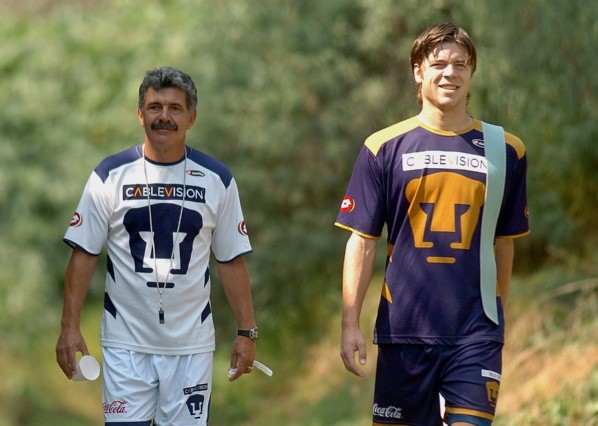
[413,63,423,84]
[137,107,145,126]
[187,109,197,129]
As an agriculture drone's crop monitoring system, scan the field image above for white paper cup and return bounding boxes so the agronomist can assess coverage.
[71,355,100,381]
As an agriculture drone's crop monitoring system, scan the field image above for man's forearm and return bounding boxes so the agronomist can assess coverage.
[494,238,514,304]
[61,248,98,329]
[342,233,377,327]
[217,256,256,329]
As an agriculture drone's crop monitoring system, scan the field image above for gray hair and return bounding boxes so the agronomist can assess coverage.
[138,67,198,111]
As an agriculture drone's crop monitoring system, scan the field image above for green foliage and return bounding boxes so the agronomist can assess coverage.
[470,0,598,250]
[0,0,596,423]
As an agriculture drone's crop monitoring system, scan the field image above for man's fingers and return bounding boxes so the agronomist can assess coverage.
[57,350,75,378]
[341,347,366,377]
[357,341,367,367]
[341,332,367,377]
[228,355,254,381]
[228,362,253,381]
[228,336,256,381]
[56,332,89,379]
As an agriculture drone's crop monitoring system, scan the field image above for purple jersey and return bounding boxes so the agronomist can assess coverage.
[335,117,529,345]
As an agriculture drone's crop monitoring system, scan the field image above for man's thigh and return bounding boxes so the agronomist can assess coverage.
[154,351,213,425]
[102,347,158,424]
[373,344,443,425]
[441,341,503,425]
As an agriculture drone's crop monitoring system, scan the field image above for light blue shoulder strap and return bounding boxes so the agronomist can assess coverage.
[480,121,506,324]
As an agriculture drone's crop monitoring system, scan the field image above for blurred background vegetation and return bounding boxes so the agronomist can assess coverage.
[0,0,596,424]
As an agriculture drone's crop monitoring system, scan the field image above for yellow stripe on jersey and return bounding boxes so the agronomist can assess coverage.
[365,117,420,156]
[333,222,380,240]
[496,230,531,239]
[472,119,526,159]
[365,117,526,160]
[381,282,393,303]
[505,132,525,159]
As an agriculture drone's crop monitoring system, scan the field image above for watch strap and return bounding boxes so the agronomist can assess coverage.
[237,326,259,341]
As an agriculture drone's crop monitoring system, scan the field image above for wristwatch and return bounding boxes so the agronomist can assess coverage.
[237,326,260,341]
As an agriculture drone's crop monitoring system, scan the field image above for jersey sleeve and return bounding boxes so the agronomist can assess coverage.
[63,171,112,255]
[334,145,385,238]
[496,138,530,238]
[211,177,252,262]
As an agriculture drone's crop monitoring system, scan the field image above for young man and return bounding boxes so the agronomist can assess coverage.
[335,23,529,425]
[56,67,259,425]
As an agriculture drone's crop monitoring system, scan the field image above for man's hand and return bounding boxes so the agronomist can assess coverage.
[341,324,367,377]
[228,336,256,381]
[56,327,89,379]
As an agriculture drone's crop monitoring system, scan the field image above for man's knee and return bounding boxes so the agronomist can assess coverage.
[446,413,492,426]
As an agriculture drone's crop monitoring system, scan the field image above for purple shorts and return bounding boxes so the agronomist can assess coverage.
[373,341,502,425]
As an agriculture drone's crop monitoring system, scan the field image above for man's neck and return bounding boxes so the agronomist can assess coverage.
[143,141,186,163]
[417,106,472,132]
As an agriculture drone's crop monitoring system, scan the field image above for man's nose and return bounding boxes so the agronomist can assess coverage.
[443,64,457,76]
[159,107,172,119]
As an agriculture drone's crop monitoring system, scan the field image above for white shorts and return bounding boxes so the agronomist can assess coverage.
[102,347,213,425]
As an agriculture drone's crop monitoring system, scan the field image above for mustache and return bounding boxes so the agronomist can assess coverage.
[151,120,178,131]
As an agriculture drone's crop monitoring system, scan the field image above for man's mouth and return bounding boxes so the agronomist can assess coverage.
[439,84,459,91]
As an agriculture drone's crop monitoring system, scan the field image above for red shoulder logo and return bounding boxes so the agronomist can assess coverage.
[237,220,249,236]
[340,196,356,213]
[70,212,83,227]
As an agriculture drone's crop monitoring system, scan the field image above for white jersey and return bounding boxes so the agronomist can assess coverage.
[64,144,252,355]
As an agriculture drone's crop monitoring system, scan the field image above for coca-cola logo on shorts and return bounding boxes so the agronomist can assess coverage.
[373,403,403,419]
[103,400,128,414]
